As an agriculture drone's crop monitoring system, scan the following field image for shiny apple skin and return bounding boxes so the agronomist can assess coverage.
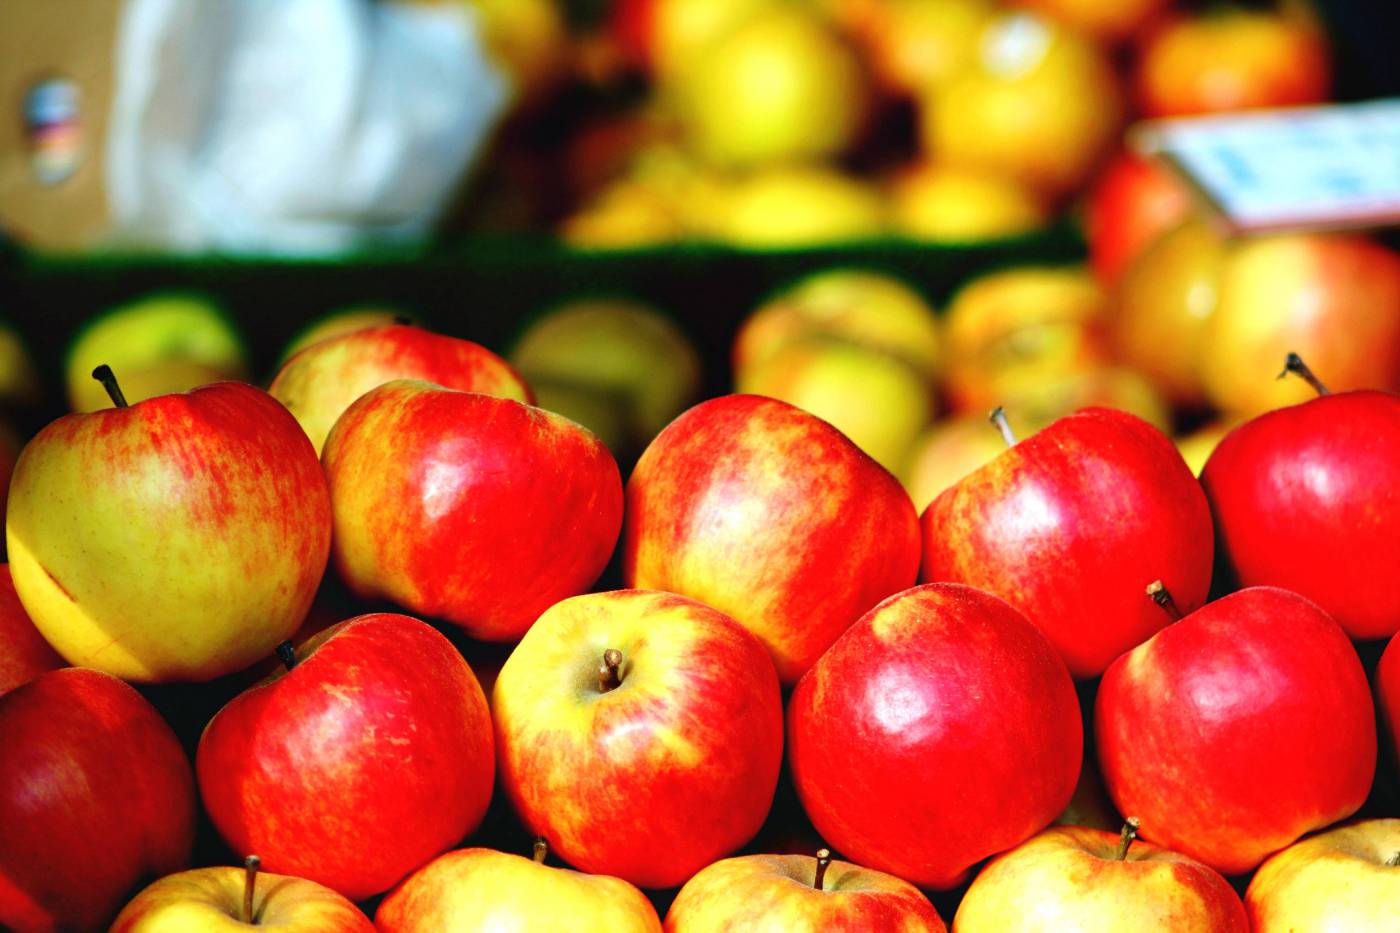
[268,323,532,455]
[0,565,64,695]
[1096,587,1376,875]
[1245,819,1400,931]
[197,613,494,901]
[110,865,374,932]
[323,380,623,642]
[665,852,947,932]
[789,583,1082,889]
[377,848,662,932]
[493,589,783,888]
[1202,391,1400,640]
[1085,150,1193,288]
[921,407,1213,678]
[954,825,1247,932]
[0,668,196,933]
[623,394,921,684]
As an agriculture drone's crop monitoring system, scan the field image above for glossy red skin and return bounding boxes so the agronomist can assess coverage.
[921,407,1213,678]
[1379,635,1400,763]
[0,668,196,932]
[1096,587,1377,875]
[197,613,494,901]
[788,583,1082,889]
[323,382,623,641]
[1202,391,1400,640]
[623,394,921,684]
[0,565,64,695]
[1085,150,1193,286]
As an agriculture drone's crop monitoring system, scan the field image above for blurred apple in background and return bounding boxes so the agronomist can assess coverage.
[64,292,248,412]
[922,11,1122,198]
[278,306,413,365]
[637,0,782,81]
[889,162,1048,243]
[1085,150,1195,287]
[1245,820,1400,932]
[509,298,701,461]
[1174,419,1234,476]
[462,0,569,108]
[560,176,688,249]
[901,414,1011,512]
[0,565,64,696]
[0,319,40,410]
[705,165,887,248]
[1135,9,1330,117]
[843,0,992,98]
[1009,0,1172,45]
[1016,366,1172,432]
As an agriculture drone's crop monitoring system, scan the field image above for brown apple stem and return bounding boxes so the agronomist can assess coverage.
[1145,581,1183,622]
[1115,817,1141,861]
[1277,352,1330,396]
[598,648,624,692]
[1387,851,1400,867]
[988,406,1018,447]
[275,641,298,671]
[243,855,260,924]
[91,365,129,408]
[813,848,832,891]
[533,837,548,864]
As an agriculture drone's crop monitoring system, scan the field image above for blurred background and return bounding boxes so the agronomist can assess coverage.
[3,0,1400,514]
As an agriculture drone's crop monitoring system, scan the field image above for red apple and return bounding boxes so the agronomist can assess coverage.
[1096,586,1376,875]
[197,613,494,901]
[623,394,921,684]
[493,589,783,888]
[1381,635,1400,763]
[322,380,622,642]
[1202,382,1400,640]
[1245,819,1400,932]
[921,407,1213,678]
[0,668,196,932]
[788,583,1082,889]
[268,323,533,455]
[0,564,64,695]
[665,849,947,931]
[1085,150,1194,287]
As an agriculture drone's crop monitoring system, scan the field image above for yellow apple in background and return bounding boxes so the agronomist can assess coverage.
[461,0,569,108]
[889,162,1048,243]
[64,293,248,412]
[647,0,783,81]
[1174,419,1236,477]
[922,11,1122,198]
[900,414,1009,512]
[279,308,413,366]
[1111,217,1226,409]
[735,268,941,383]
[848,0,993,97]
[560,178,688,250]
[509,298,702,460]
[1010,0,1172,45]
[738,336,933,473]
[706,165,886,249]
[0,320,40,409]
[669,9,867,168]
[1010,366,1172,433]
[1246,819,1400,932]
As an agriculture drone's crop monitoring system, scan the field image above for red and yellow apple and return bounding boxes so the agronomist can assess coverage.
[1009,0,1171,45]
[1245,819,1400,932]
[278,307,410,364]
[847,0,992,97]
[1085,150,1194,287]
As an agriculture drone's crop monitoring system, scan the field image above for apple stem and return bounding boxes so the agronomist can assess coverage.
[988,406,1018,447]
[1387,851,1400,867]
[91,365,129,408]
[813,848,832,891]
[1115,817,1141,861]
[275,641,298,672]
[1277,352,1330,396]
[598,648,624,692]
[533,837,548,864]
[242,855,260,924]
[1145,580,1183,622]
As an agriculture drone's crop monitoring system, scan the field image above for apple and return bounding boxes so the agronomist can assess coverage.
[1202,377,1400,640]
[0,418,19,552]
[921,11,1123,197]
[0,668,196,932]
[900,414,1011,513]
[1085,150,1194,287]
[197,613,495,901]
[845,0,992,98]
[1381,635,1400,763]
[790,583,1081,889]
[377,843,662,932]
[921,407,1213,678]
[278,307,411,365]
[665,849,947,931]
[1003,366,1172,434]
[1246,819,1400,931]
[1198,233,1400,417]
[493,589,783,888]
[1096,585,1377,875]
[640,0,780,81]
[1135,10,1329,118]
[560,177,689,249]
[705,165,887,249]
[269,323,532,455]
[954,821,1247,931]
[462,0,570,108]
[6,373,330,682]
[323,380,622,641]
[623,394,921,684]
[0,565,64,695]
[111,856,374,932]
[64,291,248,412]
[1174,419,1235,477]
[0,319,40,409]
[889,162,1049,244]
[1008,0,1171,45]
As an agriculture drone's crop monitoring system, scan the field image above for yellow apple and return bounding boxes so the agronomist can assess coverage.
[462,0,569,107]
[1246,819,1400,932]
[889,162,1049,243]
[560,178,687,250]
[648,0,782,81]
[851,0,993,97]
[706,165,886,249]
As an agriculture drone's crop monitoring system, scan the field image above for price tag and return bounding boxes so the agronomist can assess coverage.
[1134,98,1400,234]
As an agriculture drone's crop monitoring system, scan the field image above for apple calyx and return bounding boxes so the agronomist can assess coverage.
[91,364,130,408]
[813,848,833,891]
[533,837,549,864]
[1145,580,1184,622]
[1277,352,1330,396]
[275,641,298,672]
[243,854,261,924]
[1114,817,1141,861]
[988,406,1018,447]
[1387,851,1400,868]
[598,648,624,692]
